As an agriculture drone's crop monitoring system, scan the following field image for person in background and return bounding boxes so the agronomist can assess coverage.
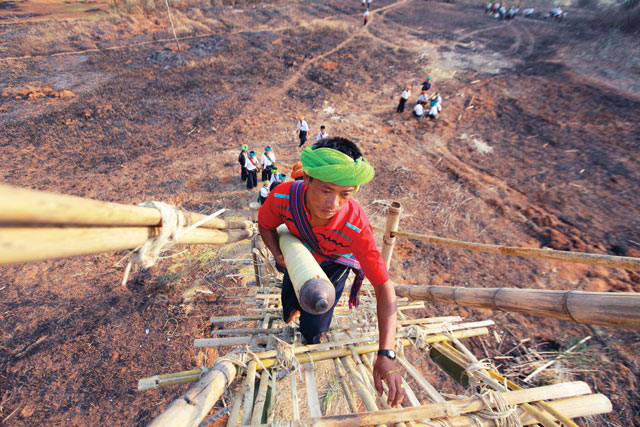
[270,173,287,191]
[269,166,281,186]
[245,150,260,190]
[413,102,425,117]
[417,90,429,104]
[297,115,309,148]
[258,180,270,205]
[396,85,411,113]
[421,77,431,91]
[291,161,304,181]
[238,144,249,181]
[261,146,276,181]
[317,125,330,143]
[363,9,370,25]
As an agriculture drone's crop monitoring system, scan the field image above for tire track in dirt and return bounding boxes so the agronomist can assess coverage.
[507,22,522,55]
[514,20,535,59]
[277,0,413,96]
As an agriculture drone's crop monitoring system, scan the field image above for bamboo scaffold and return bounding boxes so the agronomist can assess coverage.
[0,185,619,425]
[142,203,613,426]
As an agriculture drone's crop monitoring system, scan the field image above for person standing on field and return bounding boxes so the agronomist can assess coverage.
[297,116,309,148]
[396,85,411,113]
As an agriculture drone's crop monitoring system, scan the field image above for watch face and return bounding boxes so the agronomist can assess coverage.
[388,350,396,359]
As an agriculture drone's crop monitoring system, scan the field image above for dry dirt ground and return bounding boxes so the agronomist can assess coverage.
[1,0,639,425]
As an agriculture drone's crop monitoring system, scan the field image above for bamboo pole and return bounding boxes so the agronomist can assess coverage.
[374,227,640,271]
[410,394,612,426]
[138,368,204,390]
[394,284,640,330]
[0,184,251,230]
[395,356,445,403]
[148,360,236,427]
[196,328,490,367]
[251,370,270,425]
[331,357,357,413]
[227,391,244,427]
[246,381,592,427]
[381,201,402,269]
[290,370,300,421]
[240,361,258,426]
[277,224,334,314]
[303,362,322,418]
[250,203,266,288]
[0,227,253,264]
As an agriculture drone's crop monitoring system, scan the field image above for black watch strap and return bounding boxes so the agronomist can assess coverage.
[377,349,396,360]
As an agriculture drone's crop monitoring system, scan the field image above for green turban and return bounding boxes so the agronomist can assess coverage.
[300,146,375,187]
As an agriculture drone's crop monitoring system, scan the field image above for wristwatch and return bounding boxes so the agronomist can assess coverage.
[377,349,396,360]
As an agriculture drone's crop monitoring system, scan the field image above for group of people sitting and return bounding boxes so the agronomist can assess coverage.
[397,77,443,120]
[486,3,567,21]
[485,2,519,20]
[413,91,442,119]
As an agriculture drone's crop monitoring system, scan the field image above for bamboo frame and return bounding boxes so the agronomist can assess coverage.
[372,226,640,271]
[303,362,322,418]
[0,227,253,264]
[395,284,640,330]
[381,201,402,269]
[0,184,250,230]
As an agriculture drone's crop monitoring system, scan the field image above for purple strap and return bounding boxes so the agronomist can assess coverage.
[289,181,364,309]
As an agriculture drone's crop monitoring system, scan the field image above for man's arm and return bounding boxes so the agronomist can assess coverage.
[258,224,286,268]
[373,279,405,407]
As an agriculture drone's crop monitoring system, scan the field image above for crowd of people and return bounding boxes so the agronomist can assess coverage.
[396,77,443,120]
[238,143,306,204]
[485,2,567,21]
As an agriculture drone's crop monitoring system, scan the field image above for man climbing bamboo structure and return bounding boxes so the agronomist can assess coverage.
[258,138,405,406]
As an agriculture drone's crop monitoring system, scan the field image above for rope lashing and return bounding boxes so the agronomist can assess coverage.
[273,335,301,373]
[135,201,186,268]
[476,389,522,427]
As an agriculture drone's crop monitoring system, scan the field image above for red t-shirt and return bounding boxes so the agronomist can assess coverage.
[258,181,389,286]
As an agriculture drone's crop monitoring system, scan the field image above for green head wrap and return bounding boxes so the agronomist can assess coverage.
[300,145,374,187]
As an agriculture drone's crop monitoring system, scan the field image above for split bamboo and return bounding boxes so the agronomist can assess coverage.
[374,227,640,271]
[240,361,258,426]
[138,368,203,390]
[148,360,236,427]
[394,284,640,330]
[226,391,244,427]
[303,362,322,418]
[0,227,253,264]
[247,381,592,427]
[0,184,251,230]
[251,370,270,425]
[250,203,266,288]
[381,201,402,269]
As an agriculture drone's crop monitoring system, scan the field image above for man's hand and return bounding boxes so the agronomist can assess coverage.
[373,355,405,407]
[274,253,286,268]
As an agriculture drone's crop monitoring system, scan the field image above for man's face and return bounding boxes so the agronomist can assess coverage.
[304,174,356,220]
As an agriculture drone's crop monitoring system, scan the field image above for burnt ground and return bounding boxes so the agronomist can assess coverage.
[1,0,639,425]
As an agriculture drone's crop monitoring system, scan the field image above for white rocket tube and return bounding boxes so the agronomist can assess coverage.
[277,224,335,314]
